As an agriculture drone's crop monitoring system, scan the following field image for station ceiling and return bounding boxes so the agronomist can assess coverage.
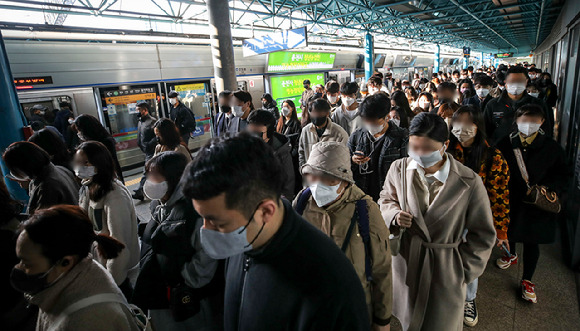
[0,0,565,54]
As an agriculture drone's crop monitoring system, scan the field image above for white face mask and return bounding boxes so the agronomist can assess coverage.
[342,96,356,107]
[476,88,490,98]
[498,85,505,90]
[310,182,342,207]
[8,171,30,181]
[518,122,541,136]
[365,121,386,136]
[281,107,291,117]
[391,118,401,127]
[368,87,379,95]
[419,84,425,90]
[408,145,446,168]
[506,83,526,95]
[418,100,428,109]
[74,165,96,179]
[232,105,245,117]
[328,95,338,104]
[169,98,177,105]
[528,92,539,98]
[529,74,537,79]
[68,118,74,125]
[451,123,477,143]
[143,180,169,200]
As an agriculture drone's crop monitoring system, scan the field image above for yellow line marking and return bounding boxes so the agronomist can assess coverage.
[125,178,141,186]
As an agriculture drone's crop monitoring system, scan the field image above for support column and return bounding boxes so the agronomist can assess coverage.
[206,0,237,94]
[364,32,374,82]
[0,31,28,201]
[434,44,440,75]
[462,56,468,69]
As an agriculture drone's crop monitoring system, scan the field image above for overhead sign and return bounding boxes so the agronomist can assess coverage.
[243,27,308,57]
[494,52,514,58]
[105,93,157,105]
[267,51,336,72]
[14,76,53,88]
[463,47,471,58]
[270,73,324,117]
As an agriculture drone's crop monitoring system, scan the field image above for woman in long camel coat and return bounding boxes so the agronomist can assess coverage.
[379,113,496,331]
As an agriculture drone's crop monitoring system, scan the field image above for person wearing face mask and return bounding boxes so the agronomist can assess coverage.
[153,118,193,162]
[489,67,507,98]
[415,92,434,113]
[299,98,349,168]
[388,107,408,129]
[474,75,494,112]
[294,141,393,330]
[539,72,558,109]
[495,104,567,304]
[182,134,370,331]
[526,82,541,99]
[447,106,510,326]
[75,141,140,300]
[367,76,383,96]
[325,80,341,110]
[248,110,295,199]
[349,94,408,201]
[167,90,197,146]
[73,114,124,183]
[458,79,480,108]
[484,66,553,145]
[260,93,280,121]
[431,82,457,114]
[132,102,158,201]
[331,82,362,134]
[452,70,460,83]
[132,152,222,330]
[3,141,79,215]
[460,69,469,80]
[214,90,233,137]
[378,112,496,331]
[53,102,73,136]
[391,90,414,123]
[29,104,49,125]
[228,90,254,134]
[299,79,315,115]
[276,100,303,195]
[11,205,141,331]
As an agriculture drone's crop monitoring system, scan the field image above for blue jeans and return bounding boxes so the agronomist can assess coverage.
[466,278,478,302]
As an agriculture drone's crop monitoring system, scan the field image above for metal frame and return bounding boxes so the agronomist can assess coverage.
[0,0,564,53]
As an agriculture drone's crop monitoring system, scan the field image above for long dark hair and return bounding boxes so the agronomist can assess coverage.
[146,151,188,199]
[458,79,476,103]
[77,141,116,201]
[261,93,276,109]
[74,114,112,142]
[23,205,124,264]
[449,105,488,173]
[0,177,22,225]
[28,128,72,170]
[391,90,414,120]
[154,118,183,150]
[276,99,299,133]
[391,106,410,129]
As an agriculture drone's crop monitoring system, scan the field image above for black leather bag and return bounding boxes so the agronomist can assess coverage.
[169,284,202,322]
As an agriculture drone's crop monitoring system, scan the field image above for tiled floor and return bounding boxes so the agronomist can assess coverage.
[124,171,580,331]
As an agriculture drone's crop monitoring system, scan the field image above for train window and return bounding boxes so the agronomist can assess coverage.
[20,95,73,128]
[166,81,213,151]
[98,84,160,153]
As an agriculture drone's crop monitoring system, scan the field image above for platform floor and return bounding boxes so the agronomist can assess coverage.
[124,172,580,331]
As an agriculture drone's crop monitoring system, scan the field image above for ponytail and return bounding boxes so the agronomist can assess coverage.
[94,233,125,259]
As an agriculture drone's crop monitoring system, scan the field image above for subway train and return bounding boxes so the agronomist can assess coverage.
[6,39,466,170]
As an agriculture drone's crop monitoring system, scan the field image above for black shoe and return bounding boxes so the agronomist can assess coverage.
[464,300,478,327]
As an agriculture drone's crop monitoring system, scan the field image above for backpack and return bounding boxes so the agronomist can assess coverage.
[295,188,373,281]
[51,293,151,331]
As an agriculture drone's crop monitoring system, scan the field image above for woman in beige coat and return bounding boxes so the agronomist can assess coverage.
[153,118,193,161]
[379,113,496,331]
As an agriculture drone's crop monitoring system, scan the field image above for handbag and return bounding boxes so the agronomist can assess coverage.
[169,283,202,322]
[513,148,561,214]
[389,157,408,256]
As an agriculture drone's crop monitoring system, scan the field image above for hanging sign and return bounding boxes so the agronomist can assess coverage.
[243,27,308,57]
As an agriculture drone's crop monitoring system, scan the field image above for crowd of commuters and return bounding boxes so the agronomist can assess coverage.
[0,62,570,331]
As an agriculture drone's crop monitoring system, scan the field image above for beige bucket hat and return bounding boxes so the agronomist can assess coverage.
[301,141,354,184]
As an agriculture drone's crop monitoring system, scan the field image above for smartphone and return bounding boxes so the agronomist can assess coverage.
[354,151,365,157]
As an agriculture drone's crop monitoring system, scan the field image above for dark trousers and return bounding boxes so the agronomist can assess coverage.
[119,277,134,302]
[509,241,540,281]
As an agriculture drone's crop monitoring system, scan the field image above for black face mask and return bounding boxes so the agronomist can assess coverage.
[220,105,231,113]
[314,93,323,99]
[137,113,142,119]
[311,116,327,127]
[304,84,309,89]
[10,266,55,295]
[156,136,162,144]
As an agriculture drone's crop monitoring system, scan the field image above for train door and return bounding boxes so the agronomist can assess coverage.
[96,84,162,168]
[165,80,214,151]
[19,95,73,127]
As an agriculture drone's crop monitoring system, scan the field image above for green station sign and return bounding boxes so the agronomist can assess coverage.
[270,73,325,117]
[267,51,336,72]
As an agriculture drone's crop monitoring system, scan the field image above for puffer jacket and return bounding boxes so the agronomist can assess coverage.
[27,163,79,214]
[30,257,140,331]
[79,179,140,285]
[271,132,295,199]
[293,185,392,326]
[298,117,349,168]
[137,114,157,160]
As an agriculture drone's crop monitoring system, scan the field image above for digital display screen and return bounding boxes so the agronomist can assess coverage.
[270,73,325,117]
[14,76,53,88]
[267,51,335,72]
[494,52,514,58]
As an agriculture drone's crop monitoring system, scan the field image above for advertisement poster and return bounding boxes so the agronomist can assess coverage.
[268,51,335,72]
[270,73,325,117]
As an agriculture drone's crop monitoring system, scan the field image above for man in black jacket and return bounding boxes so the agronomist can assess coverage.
[484,66,553,145]
[182,134,370,331]
[349,93,408,201]
[168,90,197,145]
[133,102,157,200]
